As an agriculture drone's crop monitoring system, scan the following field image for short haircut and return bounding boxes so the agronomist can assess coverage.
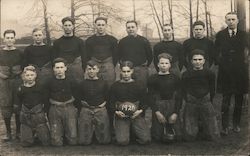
[95,17,107,23]
[32,28,44,34]
[158,53,173,63]
[162,24,173,29]
[23,65,37,74]
[120,60,134,69]
[86,60,99,68]
[52,58,67,67]
[126,20,138,27]
[3,29,16,37]
[190,49,205,59]
[192,21,205,28]
[61,16,75,25]
[225,12,238,18]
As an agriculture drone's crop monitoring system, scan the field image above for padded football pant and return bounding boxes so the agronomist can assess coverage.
[20,104,50,146]
[49,103,77,146]
[114,115,151,145]
[183,94,220,141]
[78,106,111,145]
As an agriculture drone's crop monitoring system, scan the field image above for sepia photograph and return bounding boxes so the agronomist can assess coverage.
[0,0,249,155]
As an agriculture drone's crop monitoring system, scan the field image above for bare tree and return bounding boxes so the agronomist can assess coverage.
[189,0,193,37]
[41,0,51,45]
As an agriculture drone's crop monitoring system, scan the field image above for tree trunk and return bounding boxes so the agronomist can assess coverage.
[189,0,193,37]
[235,0,246,31]
[42,0,51,45]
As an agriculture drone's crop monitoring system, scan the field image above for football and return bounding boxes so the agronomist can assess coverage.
[117,101,138,117]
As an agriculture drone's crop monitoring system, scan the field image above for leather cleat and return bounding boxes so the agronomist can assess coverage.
[220,128,229,136]
[233,126,241,133]
[2,133,12,142]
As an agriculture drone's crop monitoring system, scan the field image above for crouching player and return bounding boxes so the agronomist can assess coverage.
[182,49,220,141]
[14,65,50,147]
[148,53,182,143]
[109,61,151,145]
[45,58,78,146]
[78,60,111,145]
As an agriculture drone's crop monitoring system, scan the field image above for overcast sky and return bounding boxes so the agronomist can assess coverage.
[1,0,249,39]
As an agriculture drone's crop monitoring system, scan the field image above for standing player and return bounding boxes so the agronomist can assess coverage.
[215,12,249,134]
[78,60,111,145]
[45,58,78,146]
[52,17,86,82]
[23,28,52,85]
[14,65,50,147]
[148,53,182,142]
[0,29,22,141]
[85,17,118,87]
[183,21,215,69]
[153,24,184,77]
[109,61,151,145]
[182,49,220,141]
[117,20,153,86]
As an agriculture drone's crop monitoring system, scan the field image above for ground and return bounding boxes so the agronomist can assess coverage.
[0,94,249,156]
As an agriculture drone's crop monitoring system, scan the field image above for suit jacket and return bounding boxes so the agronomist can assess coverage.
[215,28,249,94]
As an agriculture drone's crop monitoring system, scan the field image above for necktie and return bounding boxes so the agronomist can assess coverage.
[231,30,235,37]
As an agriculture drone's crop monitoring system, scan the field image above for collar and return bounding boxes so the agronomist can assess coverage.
[228,28,237,35]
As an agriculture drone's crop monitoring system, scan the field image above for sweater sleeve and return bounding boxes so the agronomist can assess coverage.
[153,44,160,72]
[144,38,153,66]
[208,70,216,102]
[80,39,87,70]
[174,76,182,114]
[112,37,119,66]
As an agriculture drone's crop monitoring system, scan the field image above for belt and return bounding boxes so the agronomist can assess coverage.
[91,57,113,63]
[50,97,75,106]
[81,100,106,109]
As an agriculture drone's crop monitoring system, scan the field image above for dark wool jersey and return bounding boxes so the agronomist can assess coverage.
[147,73,182,113]
[183,37,215,67]
[16,83,46,109]
[23,45,52,68]
[52,35,86,68]
[182,68,215,100]
[109,81,147,112]
[153,40,184,71]
[0,49,22,67]
[85,34,118,65]
[45,77,77,102]
[117,35,153,66]
[0,49,22,77]
[78,79,108,106]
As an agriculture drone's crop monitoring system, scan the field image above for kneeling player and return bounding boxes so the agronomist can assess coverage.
[15,65,50,147]
[78,60,111,145]
[182,49,220,141]
[46,58,78,146]
[109,61,151,145]
[148,53,182,143]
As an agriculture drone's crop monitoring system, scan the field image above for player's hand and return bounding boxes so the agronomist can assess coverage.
[155,111,166,124]
[131,109,143,119]
[115,111,126,118]
[169,113,178,124]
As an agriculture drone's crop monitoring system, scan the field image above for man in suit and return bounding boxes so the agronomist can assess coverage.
[215,12,249,135]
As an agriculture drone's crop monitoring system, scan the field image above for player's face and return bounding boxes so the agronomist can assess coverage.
[193,25,205,39]
[95,20,107,35]
[121,66,133,81]
[162,25,173,39]
[23,70,37,84]
[53,62,67,78]
[86,65,99,79]
[4,33,15,47]
[126,22,138,36]
[32,30,44,44]
[158,58,171,73]
[191,54,205,70]
[63,21,74,35]
[225,14,238,29]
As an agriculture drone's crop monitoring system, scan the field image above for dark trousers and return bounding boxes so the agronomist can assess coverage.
[221,93,243,129]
